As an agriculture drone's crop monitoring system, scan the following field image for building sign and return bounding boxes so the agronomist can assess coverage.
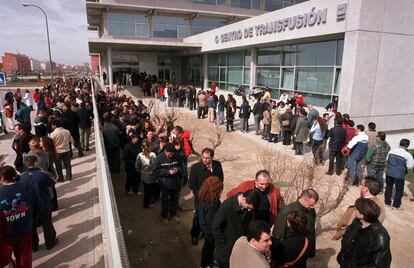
[215,6,345,44]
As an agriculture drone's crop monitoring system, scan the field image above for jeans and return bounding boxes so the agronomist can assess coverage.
[201,234,215,268]
[328,150,343,175]
[239,118,248,132]
[79,128,91,150]
[125,168,140,193]
[160,186,178,218]
[191,205,201,238]
[254,114,261,135]
[367,164,385,191]
[188,99,194,110]
[262,124,270,139]
[311,139,324,164]
[384,176,405,208]
[55,151,72,181]
[208,107,215,123]
[198,107,207,119]
[348,158,363,184]
[217,111,225,124]
[143,182,158,208]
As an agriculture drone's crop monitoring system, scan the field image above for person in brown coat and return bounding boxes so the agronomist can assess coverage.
[332,176,385,240]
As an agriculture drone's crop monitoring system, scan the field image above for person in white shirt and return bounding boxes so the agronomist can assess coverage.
[346,125,369,186]
[23,89,32,107]
[279,91,290,104]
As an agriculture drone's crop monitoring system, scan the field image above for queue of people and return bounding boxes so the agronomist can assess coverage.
[0,78,94,267]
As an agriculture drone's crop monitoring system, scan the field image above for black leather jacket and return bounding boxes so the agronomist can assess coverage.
[337,219,391,268]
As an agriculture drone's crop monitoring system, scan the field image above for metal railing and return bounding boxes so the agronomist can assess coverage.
[91,77,130,268]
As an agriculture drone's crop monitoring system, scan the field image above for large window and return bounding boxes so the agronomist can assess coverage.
[296,41,337,66]
[182,56,202,86]
[207,50,251,90]
[192,18,225,35]
[253,40,343,106]
[108,12,148,37]
[153,16,189,38]
[231,0,260,9]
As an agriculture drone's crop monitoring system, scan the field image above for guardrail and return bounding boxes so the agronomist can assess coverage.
[91,77,130,268]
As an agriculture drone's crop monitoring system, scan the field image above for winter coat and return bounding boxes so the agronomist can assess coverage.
[198,93,207,108]
[280,112,294,132]
[226,180,282,224]
[178,131,192,158]
[328,125,346,151]
[238,102,251,119]
[294,116,309,143]
[153,152,182,189]
[135,152,158,184]
[123,142,141,169]
[337,219,391,268]
[270,109,281,134]
[262,109,271,125]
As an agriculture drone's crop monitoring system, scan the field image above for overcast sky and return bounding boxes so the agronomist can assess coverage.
[0,0,96,65]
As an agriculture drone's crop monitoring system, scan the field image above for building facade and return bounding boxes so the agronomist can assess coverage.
[87,0,414,132]
[1,53,31,74]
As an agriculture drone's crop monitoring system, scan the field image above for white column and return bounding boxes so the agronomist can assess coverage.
[99,53,104,86]
[249,48,256,91]
[203,54,208,89]
[107,46,113,91]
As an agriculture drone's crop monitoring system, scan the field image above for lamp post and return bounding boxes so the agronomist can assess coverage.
[22,3,54,82]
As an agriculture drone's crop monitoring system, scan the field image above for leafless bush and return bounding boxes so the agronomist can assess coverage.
[257,147,348,234]
[208,124,227,150]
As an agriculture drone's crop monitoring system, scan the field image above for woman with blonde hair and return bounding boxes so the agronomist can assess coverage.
[198,176,223,268]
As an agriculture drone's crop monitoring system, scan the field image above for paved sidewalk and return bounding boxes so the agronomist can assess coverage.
[0,129,104,267]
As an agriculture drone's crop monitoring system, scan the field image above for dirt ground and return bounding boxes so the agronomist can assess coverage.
[112,88,414,268]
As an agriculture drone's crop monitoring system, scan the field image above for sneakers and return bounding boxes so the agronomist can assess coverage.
[391,206,403,210]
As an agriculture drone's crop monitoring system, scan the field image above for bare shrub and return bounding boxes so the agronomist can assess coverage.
[256,146,348,234]
[207,124,227,150]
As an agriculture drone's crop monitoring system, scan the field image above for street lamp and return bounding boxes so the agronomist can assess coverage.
[22,3,54,82]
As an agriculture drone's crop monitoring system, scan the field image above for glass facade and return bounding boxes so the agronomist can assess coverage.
[108,12,148,37]
[153,16,190,38]
[206,40,343,106]
[192,18,225,35]
[208,50,251,91]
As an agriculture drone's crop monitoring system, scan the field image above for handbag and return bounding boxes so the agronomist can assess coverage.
[282,120,290,127]
[273,237,308,268]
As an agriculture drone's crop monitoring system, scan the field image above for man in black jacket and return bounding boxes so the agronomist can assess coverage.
[188,148,224,245]
[153,143,182,223]
[252,97,264,135]
[62,102,83,157]
[123,133,141,194]
[212,189,260,268]
[77,101,94,151]
[272,189,319,265]
[327,117,346,175]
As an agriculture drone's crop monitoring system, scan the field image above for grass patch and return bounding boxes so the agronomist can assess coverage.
[406,149,414,183]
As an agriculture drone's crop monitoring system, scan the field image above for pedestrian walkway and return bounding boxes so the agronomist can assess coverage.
[0,129,104,267]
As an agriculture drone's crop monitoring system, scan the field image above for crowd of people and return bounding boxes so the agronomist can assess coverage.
[95,81,414,268]
[1,77,412,268]
[0,78,94,267]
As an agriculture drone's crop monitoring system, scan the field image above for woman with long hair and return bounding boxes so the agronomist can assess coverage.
[217,94,226,125]
[310,117,328,165]
[135,140,159,208]
[198,176,223,268]
[26,137,49,171]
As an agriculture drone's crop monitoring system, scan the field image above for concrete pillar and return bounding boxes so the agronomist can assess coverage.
[203,54,208,89]
[249,48,256,91]
[103,11,108,36]
[148,15,153,38]
[107,46,113,90]
[98,53,104,86]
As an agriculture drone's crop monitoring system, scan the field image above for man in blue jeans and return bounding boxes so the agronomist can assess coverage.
[384,139,414,209]
[346,125,368,186]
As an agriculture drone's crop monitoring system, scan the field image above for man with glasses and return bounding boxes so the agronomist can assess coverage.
[272,189,319,262]
[230,220,272,268]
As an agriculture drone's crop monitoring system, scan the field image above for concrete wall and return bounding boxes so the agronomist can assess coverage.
[340,0,414,132]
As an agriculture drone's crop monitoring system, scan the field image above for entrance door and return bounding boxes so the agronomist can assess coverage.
[158,67,170,83]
